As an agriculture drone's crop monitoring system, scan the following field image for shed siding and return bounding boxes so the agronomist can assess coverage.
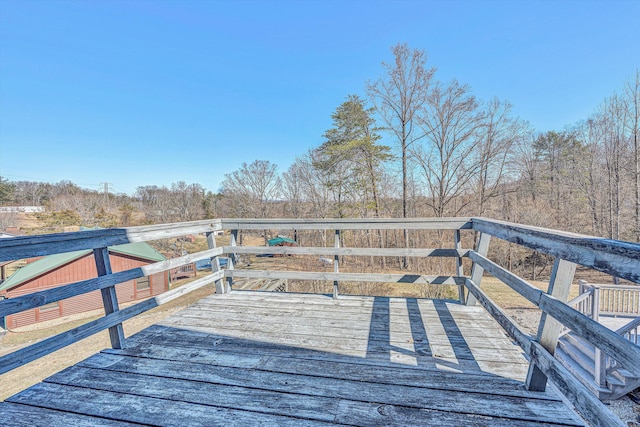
[3,253,168,329]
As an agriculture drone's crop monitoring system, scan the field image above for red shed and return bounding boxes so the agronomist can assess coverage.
[0,241,168,329]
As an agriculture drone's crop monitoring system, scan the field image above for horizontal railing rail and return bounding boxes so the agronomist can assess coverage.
[566,289,594,315]
[0,216,637,427]
[220,217,473,230]
[598,285,640,316]
[226,270,465,286]
[616,317,640,345]
[0,219,223,262]
[471,217,640,283]
[0,270,224,374]
[223,245,470,258]
[0,247,224,319]
[467,251,640,377]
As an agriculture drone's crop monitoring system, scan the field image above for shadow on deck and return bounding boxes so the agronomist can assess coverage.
[0,291,584,426]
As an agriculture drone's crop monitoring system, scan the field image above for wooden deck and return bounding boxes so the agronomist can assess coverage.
[1,291,585,426]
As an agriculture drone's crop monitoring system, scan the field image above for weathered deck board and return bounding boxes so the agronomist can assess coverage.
[1,291,584,426]
[0,402,143,427]
[117,325,527,377]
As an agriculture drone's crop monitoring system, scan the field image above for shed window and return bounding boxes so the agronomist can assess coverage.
[40,301,60,312]
[136,276,150,291]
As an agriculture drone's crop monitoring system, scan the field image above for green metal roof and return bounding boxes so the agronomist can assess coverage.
[109,242,166,263]
[0,240,166,292]
[268,237,297,246]
[0,249,91,292]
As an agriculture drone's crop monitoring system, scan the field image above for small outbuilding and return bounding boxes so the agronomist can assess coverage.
[0,241,168,329]
[267,236,297,247]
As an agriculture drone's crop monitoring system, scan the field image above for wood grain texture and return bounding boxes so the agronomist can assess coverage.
[0,219,222,262]
[464,278,622,427]
[220,217,473,230]
[0,292,586,426]
[471,217,640,283]
[466,232,491,306]
[94,247,125,349]
[468,251,640,377]
[0,271,222,375]
[0,403,143,427]
[226,270,465,285]
[0,247,223,317]
[527,258,576,391]
[224,245,469,257]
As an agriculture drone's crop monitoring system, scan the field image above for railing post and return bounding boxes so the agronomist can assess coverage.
[454,230,465,304]
[93,247,125,349]
[591,285,607,386]
[592,285,601,322]
[526,258,576,391]
[226,229,238,293]
[206,231,225,294]
[577,280,585,314]
[466,232,491,306]
[333,229,340,299]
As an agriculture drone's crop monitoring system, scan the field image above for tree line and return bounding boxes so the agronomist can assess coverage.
[220,45,640,244]
[1,44,638,245]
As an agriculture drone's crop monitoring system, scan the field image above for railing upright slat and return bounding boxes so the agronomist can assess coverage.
[454,230,465,304]
[206,231,225,294]
[526,258,576,391]
[333,230,340,299]
[466,233,491,306]
[225,230,238,293]
[93,247,125,349]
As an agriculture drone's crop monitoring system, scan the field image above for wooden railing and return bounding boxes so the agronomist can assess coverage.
[0,217,638,427]
[575,281,640,316]
[616,317,640,345]
[575,279,640,318]
[564,280,640,391]
[170,263,197,281]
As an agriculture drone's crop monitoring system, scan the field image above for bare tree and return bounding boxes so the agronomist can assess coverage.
[0,211,18,231]
[282,161,306,218]
[599,95,629,241]
[414,79,483,217]
[13,181,47,206]
[624,70,640,241]
[368,43,434,267]
[135,185,175,223]
[171,181,205,221]
[220,160,281,218]
[574,119,606,235]
[473,98,525,216]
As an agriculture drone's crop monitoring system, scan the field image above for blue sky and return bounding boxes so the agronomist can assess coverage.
[1,0,638,196]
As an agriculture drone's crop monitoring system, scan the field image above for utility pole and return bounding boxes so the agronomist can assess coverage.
[99,182,114,204]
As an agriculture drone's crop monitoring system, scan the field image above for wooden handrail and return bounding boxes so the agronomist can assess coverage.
[464,278,622,427]
[467,251,640,376]
[616,317,640,336]
[471,217,640,283]
[0,219,223,262]
[566,289,594,308]
[0,270,223,375]
[0,217,637,427]
[220,217,473,230]
[222,246,470,257]
[0,247,224,318]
